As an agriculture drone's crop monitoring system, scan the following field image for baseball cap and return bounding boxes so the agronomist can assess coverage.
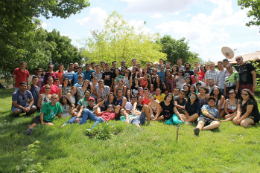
[89,97,95,101]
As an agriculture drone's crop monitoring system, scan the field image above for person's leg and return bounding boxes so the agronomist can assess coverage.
[141,105,151,124]
[240,118,254,128]
[171,114,183,125]
[12,109,21,117]
[89,117,105,129]
[80,110,90,124]
[155,116,165,121]
[193,117,205,136]
[165,116,174,125]
[218,109,225,118]
[222,112,237,122]
[28,123,37,129]
[232,116,240,125]
[26,105,37,115]
[203,121,220,130]
[186,113,199,122]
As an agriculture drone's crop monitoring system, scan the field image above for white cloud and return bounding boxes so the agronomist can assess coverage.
[76,7,108,31]
[60,33,72,39]
[41,22,47,28]
[150,13,163,18]
[123,0,203,14]
[128,19,152,34]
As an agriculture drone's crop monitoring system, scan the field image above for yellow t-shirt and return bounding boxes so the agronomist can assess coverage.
[154,94,165,102]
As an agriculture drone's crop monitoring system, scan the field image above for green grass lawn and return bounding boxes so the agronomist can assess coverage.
[1,89,260,172]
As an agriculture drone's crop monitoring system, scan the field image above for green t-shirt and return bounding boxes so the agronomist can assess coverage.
[78,98,89,109]
[37,102,63,122]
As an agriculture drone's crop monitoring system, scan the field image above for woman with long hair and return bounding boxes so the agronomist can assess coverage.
[66,86,78,108]
[210,87,225,118]
[131,78,141,96]
[121,65,127,76]
[37,84,52,110]
[182,76,193,89]
[139,73,150,89]
[131,66,140,80]
[113,68,123,89]
[165,69,174,93]
[233,89,260,127]
[154,76,167,94]
[221,89,239,122]
[189,85,196,97]
[149,84,155,94]
[183,84,190,99]
[197,86,210,108]
[101,92,118,111]
[35,68,44,91]
[171,65,179,76]
[126,89,132,102]
[77,79,91,100]
[175,69,186,89]
[154,93,184,123]
[59,96,73,117]
[182,92,200,124]
[123,69,132,89]
[60,78,71,97]
[142,67,148,76]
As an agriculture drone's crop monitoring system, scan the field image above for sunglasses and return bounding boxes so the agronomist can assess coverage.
[229,92,234,94]
[45,88,51,89]
[85,93,90,95]
[242,93,248,96]
[190,96,196,99]
[108,106,113,108]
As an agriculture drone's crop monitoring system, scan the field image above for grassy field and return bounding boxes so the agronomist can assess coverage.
[0,89,260,172]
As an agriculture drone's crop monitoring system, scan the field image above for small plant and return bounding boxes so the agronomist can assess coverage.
[16,140,43,173]
[85,122,123,140]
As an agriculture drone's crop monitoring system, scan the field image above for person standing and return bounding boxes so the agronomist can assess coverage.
[13,61,30,91]
[27,76,40,109]
[184,62,194,78]
[224,64,239,97]
[44,64,57,84]
[216,61,227,94]
[128,59,137,72]
[91,64,103,81]
[56,63,64,84]
[119,60,126,71]
[83,63,95,81]
[12,82,37,117]
[72,66,84,86]
[102,63,114,90]
[62,63,74,85]
[205,62,219,86]
[146,62,153,75]
[157,64,166,85]
[35,68,44,91]
[177,58,185,72]
[236,56,256,93]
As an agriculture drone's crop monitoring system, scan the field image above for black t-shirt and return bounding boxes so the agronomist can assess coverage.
[174,96,187,114]
[160,101,175,120]
[102,71,114,87]
[87,105,94,113]
[131,85,139,96]
[240,99,259,123]
[184,70,194,78]
[237,62,255,84]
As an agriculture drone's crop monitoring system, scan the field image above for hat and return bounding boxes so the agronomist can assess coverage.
[154,62,159,65]
[89,97,95,101]
[125,102,133,110]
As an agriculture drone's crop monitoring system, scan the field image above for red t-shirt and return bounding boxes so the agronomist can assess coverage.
[44,72,57,84]
[142,97,150,105]
[41,85,60,94]
[56,71,64,84]
[13,68,30,88]
[100,112,118,121]
[198,72,205,81]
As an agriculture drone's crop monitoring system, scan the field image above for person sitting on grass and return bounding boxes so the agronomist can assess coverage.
[233,89,260,127]
[59,96,73,117]
[60,97,96,127]
[174,89,187,115]
[27,76,40,109]
[25,94,62,135]
[182,92,200,124]
[193,97,220,136]
[37,84,52,111]
[12,82,37,117]
[120,103,153,128]
[221,89,238,122]
[153,93,184,125]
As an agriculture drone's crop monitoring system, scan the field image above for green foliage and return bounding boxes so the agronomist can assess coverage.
[82,11,167,67]
[86,122,124,140]
[0,89,260,172]
[238,0,260,26]
[158,35,203,67]
[251,60,260,94]
[16,140,43,173]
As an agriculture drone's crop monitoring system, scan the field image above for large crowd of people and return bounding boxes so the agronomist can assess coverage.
[11,56,260,136]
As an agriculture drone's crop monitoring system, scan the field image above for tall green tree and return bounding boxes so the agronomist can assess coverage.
[238,0,260,26]
[82,12,167,67]
[158,35,203,67]
[0,0,90,76]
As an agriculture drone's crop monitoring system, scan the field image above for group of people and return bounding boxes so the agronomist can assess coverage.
[11,56,259,136]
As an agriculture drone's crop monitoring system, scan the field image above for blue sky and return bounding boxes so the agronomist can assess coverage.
[39,0,260,62]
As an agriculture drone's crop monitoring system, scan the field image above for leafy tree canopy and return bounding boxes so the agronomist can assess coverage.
[238,0,260,26]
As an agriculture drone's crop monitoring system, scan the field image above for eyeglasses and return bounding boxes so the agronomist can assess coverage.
[45,88,51,89]
[85,93,90,95]
[108,106,113,108]
[235,58,241,61]
[242,93,248,96]
[190,96,196,99]
[178,71,183,73]
[229,92,234,95]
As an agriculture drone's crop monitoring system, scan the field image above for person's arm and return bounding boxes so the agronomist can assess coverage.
[98,88,103,99]
[201,108,218,120]
[235,80,239,94]
[12,101,26,112]
[154,105,162,119]
[216,79,219,87]
[174,107,184,122]
[224,84,227,98]
[27,98,34,111]
[37,94,43,109]
[123,86,126,96]
[251,70,256,91]
[224,100,229,115]
[66,93,75,107]
[132,102,141,115]
[13,75,16,86]
[40,112,45,124]
[218,96,224,111]
[57,113,62,118]
[77,106,83,117]
[174,101,185,110]
[129,77,132,89]
[59,88,63,98]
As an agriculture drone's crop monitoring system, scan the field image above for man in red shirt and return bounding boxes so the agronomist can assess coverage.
[41,77,60,95]
[13,61,30,91]
[142,88,150,105]
[56,63,64,84]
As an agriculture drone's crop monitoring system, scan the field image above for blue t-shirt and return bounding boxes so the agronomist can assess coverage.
[72,72,85,85]
[157,71,166,83]
[62,70,74,80]
[74,83,83,88]
[200,105,218,119]
[83,70,95,81]
[12,90,33,107]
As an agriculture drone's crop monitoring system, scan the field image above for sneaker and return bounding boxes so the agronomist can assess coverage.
[25,128,33,136]
[193,128,200,136]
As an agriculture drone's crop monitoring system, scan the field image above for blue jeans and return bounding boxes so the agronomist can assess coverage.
[80,109,104,129]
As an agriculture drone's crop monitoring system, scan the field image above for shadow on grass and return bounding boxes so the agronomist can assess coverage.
[0,89,14,99]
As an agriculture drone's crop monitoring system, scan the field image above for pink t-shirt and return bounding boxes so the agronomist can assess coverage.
[191,74,203,84]
[142,97,150,105]
[41,85,60,94]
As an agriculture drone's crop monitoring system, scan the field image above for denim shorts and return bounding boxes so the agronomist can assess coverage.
[131,112,146,125]
[11,103,36,113]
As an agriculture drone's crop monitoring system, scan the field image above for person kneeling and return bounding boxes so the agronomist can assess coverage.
[193,97,220,136]
[25,94,62,135]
